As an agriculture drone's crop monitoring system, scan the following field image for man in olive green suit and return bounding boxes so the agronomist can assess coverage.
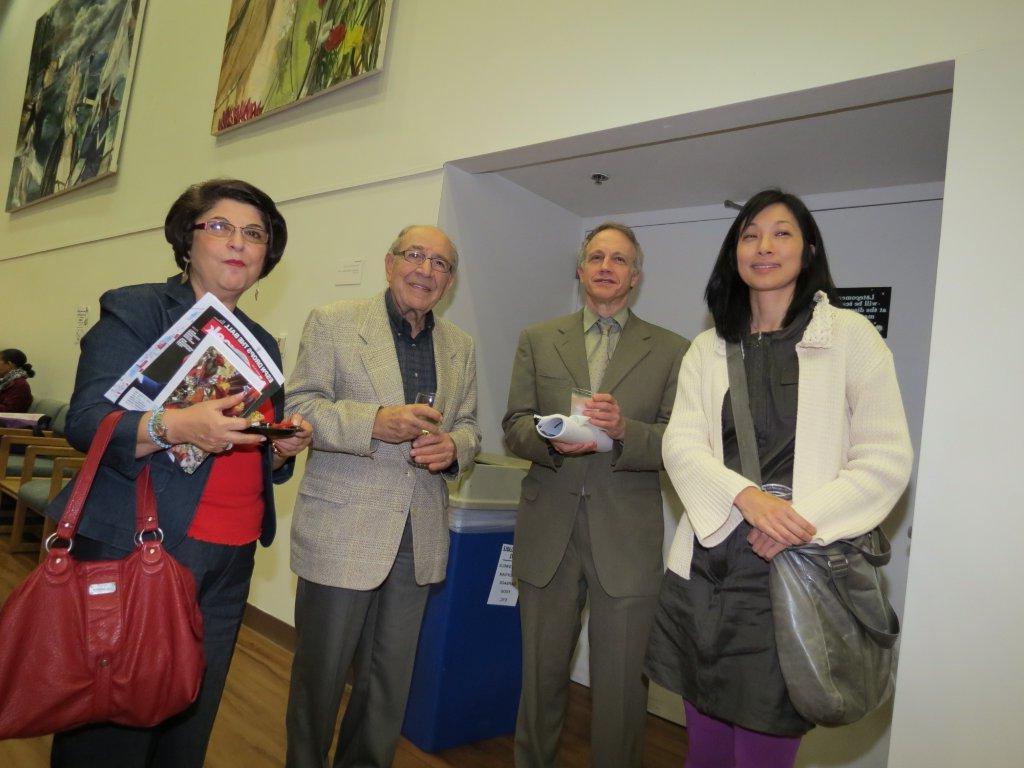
[503,223,688,768]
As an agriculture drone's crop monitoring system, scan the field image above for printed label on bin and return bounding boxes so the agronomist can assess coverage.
[487,543,519,607]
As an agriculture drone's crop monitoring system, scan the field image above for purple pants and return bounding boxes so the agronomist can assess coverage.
[684,701,802,768]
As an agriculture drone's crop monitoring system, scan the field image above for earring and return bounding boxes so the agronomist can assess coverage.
[255,280,261,301]
[180,256,191,284]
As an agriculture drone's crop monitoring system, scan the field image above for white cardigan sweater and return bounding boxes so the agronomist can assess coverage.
[663,293,914,578]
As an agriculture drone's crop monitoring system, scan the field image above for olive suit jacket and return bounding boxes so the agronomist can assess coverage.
[287,293,480,591]
[503,310,688,598]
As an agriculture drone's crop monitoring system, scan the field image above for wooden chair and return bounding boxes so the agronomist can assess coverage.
[0,402,73,491]
[0,435,81,499]
[9,453,85,556]
[0,432,83,540]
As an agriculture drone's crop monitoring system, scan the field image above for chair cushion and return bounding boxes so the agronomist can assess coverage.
[17,478,57,509]
[51,405,70,437]
[28,398,64,421]
[5,456,55,478]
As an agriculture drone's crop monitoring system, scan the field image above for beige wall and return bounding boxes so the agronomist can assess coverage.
[3,3,1023,762]
[5,0,1023,261]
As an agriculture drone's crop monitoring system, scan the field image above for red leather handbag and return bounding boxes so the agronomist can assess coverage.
[0,410,205,740]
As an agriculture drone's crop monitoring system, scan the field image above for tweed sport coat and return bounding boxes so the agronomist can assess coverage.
[287,292,480,590]
[503,310,688,598]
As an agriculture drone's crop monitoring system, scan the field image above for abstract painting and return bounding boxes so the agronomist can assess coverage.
[6,0,148,212]
[212,0,392,134]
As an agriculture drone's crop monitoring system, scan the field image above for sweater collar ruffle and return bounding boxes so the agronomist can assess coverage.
[796,291,836,349]
[715,291,836,354]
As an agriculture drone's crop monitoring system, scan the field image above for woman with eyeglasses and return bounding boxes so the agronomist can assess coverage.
[46,178,312,768]
[644,189,912,767]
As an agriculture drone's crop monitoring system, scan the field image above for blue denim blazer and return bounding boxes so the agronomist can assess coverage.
[46,276,293,553]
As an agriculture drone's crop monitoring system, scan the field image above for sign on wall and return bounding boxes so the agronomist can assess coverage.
[211,0,393,134]
[835,287,892,338]
[6,0,148,212]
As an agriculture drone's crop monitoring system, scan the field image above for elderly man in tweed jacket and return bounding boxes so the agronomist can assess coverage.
[285,225,480,768]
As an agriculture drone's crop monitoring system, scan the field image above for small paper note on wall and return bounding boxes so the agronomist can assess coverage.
[335,258,364,286]
[487,543,518,607]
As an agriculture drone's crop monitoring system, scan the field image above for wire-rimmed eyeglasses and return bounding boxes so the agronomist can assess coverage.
[393,248,454,275]
[193,218,270,245]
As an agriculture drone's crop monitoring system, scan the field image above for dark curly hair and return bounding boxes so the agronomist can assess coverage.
[164,179,287,278]
[704,189,836,342]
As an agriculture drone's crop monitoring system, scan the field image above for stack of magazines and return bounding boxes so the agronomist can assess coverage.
[105,294,284,473]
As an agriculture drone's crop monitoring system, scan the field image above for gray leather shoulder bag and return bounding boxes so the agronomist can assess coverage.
[726,341,900,726]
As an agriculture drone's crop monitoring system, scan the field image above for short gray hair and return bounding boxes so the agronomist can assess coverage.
[577,222,643,273]
[389,224,459,272]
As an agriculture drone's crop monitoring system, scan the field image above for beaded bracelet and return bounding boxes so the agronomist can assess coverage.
[147,407,172,449]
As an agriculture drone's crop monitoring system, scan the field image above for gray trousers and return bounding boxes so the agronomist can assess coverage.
[285,521,429,768]
[515,500,659,768]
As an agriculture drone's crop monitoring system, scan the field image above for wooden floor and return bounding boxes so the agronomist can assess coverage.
[0,534,688,767]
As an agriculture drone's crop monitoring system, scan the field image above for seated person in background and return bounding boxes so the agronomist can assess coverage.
[0,349,35,412]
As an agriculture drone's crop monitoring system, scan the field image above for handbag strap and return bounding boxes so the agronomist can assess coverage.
[728,342,900,646]
[51,410,159,548]
[788,529,899,646]
[827,532,901,647]
[725,341,762,487]
[790,526,892,568]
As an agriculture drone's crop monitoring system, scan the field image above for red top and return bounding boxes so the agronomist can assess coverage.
[0,378,33,413]
[187,400,274,545]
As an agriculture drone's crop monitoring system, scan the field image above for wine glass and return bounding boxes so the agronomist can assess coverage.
[570,387,592,417]
[408,391,442,467]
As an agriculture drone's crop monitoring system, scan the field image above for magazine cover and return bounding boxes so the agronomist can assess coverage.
[160,334,269,473]
[105,293,283,411]
[104,292,285,472]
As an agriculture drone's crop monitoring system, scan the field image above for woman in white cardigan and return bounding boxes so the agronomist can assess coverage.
[645,190,912,768]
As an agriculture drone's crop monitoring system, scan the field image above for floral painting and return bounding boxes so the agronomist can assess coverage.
[212,0,392,134]
[6,0,148,212]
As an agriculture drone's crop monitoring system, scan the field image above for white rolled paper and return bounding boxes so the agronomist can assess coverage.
[534,413,613,453]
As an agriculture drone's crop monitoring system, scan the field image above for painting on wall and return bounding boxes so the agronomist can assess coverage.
[212,0,393,134]
[6,0,148,213]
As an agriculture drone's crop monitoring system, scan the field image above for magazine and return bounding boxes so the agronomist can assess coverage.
[105,293,284,473]
[160,334,271,473]
[105,293,284,412]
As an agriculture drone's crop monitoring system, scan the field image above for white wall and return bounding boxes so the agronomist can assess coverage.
[4,0,1023,262]
[888,39,1024,767]
[438,166,582,453]
[2,2,1024,762]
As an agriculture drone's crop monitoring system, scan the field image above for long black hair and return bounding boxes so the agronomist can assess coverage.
[704,189,836,342]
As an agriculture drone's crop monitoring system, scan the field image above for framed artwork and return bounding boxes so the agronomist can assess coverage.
[212,0,393,134]
[6,0,148,213]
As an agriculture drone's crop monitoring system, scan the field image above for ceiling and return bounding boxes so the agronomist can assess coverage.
[491,92,952,217]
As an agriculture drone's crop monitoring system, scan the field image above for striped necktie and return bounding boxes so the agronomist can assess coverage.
[589,318,616,391]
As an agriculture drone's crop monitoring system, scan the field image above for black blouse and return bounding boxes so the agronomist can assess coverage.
[721,307,812,490]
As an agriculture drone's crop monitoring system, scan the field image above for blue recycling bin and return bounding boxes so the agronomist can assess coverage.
[401,455,528,751]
